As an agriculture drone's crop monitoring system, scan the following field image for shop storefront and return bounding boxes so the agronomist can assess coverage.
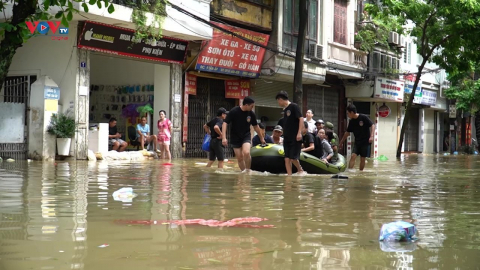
[76,21,188,156]
[402,77,447,153]
[183,23,270,158]
[346,77,405,158]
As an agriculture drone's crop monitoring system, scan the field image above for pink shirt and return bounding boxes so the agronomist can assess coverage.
[157,118,172,138]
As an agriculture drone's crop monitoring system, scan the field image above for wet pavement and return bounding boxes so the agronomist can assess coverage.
[1,154,480,269]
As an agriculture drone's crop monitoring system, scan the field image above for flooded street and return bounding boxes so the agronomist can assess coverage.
[1,155,480,270]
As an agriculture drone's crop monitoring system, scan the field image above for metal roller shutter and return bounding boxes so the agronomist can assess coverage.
[404,108,419,151]
[251,80,294,108]
[306,86,339,133]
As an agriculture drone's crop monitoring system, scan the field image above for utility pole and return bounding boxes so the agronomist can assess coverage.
[293,0,308,109]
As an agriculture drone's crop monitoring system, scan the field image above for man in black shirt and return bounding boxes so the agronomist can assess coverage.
[276,91,305,175]
[203,107,228,168]
[222,97,265,172]
[301,121,316,157]
[339,104,375,171]
[108,117,127,152]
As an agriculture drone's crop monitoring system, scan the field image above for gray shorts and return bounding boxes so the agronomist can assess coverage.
[109,138,126,146]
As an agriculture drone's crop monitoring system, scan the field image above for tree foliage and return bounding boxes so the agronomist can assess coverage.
[444,79,480,114]
[366,0,480,157]
[355,6,403,52]
[0,0,115,90]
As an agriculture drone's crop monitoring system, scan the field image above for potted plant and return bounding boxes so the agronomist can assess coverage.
[47,113,76,156]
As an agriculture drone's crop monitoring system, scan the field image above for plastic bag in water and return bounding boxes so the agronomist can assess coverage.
[379,240,416,252]
[379,221,416,241]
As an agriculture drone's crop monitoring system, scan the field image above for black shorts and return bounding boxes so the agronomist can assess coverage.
[209,138,225,161]
[284,141,302,160]
[353,143,370,158]
[230,134,251,149]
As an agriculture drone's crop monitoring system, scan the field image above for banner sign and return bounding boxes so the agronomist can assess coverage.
[416,89,437,106]
[185,74,197,95]
[195,22,270,78]
[374,77,404,102]
[225,80,251,99]
[77,21,188,64]
[404,74,422,94]
[183,93,189,142]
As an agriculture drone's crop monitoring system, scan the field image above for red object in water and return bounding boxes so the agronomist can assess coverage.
[114,217,273,228]
[162,163,174,166]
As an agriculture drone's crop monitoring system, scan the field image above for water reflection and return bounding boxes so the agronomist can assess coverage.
[1,155,480,269]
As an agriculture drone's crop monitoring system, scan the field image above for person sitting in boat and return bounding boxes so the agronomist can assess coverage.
[252,123,274,146]
[314,119,325,136]
[301,121,317,156]
[317,129,333,163]
[325,121,339,162]
[326,130,339,163]
[272,125,284,145]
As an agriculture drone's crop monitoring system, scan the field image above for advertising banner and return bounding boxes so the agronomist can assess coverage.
[195,22,270,78]
[78,21,188,63]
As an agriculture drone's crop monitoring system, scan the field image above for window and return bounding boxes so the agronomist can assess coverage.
[404,42,411,64]
[334,0,347,45]
[283,0,318,52]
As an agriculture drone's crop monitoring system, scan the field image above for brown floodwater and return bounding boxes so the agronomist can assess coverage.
[1,154,480,270]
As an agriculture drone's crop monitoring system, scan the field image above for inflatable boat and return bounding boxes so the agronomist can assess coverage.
[251,144,346,174]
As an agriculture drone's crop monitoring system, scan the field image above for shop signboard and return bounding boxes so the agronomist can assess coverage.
[374,77,404,102]
[418,89,437,106]
[185,74,197,95]
[404,74,422,94]
[195,22,270,78]
[225,80,251,99]
[77,21,188,64]
[413,90,423,104]
[449,104,457,118]
[378,104,391,118]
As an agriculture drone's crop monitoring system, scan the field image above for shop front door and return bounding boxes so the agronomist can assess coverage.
[186,78,236,158]
[404,108,419,152]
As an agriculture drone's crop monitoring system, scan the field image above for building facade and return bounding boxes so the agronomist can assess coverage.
[1,0,213,160]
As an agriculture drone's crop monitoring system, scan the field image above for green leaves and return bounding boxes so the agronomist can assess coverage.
[82,2,89,12]
[107,3,115,14]
[0,22,15,32]
[55,10,63,19]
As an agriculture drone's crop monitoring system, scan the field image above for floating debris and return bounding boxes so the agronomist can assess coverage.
[6,158,14,162]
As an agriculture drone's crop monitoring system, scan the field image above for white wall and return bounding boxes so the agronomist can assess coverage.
[90,54,155,85]
[424,109,435,153]
[376,102,399,158]
[154,65,171,136]
[8,22,79,115]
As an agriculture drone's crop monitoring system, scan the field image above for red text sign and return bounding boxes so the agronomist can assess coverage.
[183,93,189,142]
[225,80,251,99]
[378,104,391,118]
[185,74,197,95]
[195,22,270,78]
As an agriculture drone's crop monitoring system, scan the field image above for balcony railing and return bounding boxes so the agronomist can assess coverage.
[328,42,367,68]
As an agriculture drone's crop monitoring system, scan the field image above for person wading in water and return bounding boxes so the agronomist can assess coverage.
[222,97,266,172]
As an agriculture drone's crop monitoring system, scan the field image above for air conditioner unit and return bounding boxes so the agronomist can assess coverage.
[315,45,323,59]
[398,35,405,47]
[388,32,399,45]
[307,43,323,60]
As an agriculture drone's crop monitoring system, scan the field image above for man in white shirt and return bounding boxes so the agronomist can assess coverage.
[305,109,317,134]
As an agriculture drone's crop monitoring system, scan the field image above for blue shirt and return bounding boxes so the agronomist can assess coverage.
[137,124,150,137]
